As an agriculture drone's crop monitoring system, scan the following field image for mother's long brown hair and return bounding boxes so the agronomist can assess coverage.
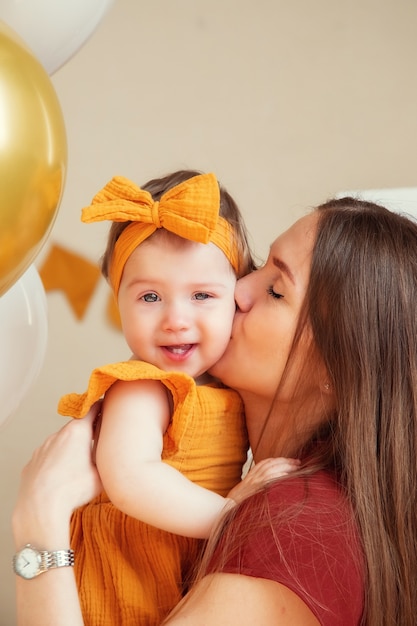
[309,198,417,624]
[192,197,417,626]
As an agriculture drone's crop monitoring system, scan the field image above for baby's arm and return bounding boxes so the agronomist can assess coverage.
[96,379,231,539]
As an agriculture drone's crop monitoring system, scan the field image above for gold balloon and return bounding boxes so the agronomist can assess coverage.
[0,21,67,296]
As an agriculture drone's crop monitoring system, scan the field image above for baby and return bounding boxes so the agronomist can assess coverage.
[59,170,297,625]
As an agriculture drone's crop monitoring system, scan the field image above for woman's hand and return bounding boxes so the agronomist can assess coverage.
[226,457,300,505]
[13,406,103,626]
[12,405,102,548]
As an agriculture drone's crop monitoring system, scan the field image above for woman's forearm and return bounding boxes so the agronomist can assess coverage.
[15,568,84,626]
[13,412,102,626]
[12,498,82,626]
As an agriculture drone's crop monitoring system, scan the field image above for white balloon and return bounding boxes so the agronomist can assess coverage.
[0,0,115,74]
[0,265,48,427]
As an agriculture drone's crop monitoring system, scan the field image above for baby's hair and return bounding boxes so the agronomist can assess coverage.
[100,170,256,281]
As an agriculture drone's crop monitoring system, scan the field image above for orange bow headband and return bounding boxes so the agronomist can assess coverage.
[81,173,239,296]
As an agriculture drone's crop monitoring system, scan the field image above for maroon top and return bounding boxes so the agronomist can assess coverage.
[209,471,364,625]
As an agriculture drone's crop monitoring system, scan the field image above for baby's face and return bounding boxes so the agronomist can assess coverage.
[117,234,236,380]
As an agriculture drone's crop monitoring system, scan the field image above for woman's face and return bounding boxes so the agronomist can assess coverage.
[209,212,318,407]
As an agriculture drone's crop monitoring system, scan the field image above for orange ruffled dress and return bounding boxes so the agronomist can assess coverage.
[58,360,248,626]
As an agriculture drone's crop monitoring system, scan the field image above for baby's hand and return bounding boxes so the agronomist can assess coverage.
[226,457,300,505]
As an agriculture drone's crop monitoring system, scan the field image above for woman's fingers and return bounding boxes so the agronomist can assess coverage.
[19,411,102,517]
[13,411,103,551]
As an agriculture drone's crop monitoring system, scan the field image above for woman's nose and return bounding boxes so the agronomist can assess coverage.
[234,272,256,312]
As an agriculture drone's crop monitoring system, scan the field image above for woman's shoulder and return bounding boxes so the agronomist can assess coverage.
[223,470,365,626]
[267,469,350,509]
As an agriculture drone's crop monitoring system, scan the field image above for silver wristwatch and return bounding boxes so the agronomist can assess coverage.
[13,544,75,579]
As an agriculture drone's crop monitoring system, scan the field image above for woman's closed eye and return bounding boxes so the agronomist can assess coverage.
[267,285,284,299]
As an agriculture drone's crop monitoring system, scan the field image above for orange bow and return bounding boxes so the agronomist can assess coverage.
[82,173,239,296]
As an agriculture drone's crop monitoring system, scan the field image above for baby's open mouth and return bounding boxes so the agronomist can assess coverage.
[164,344,194,355]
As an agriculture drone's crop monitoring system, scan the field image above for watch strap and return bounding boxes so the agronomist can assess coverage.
[40,549,75,571]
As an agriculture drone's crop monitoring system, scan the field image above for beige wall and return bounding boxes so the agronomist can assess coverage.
[2,0,417,621]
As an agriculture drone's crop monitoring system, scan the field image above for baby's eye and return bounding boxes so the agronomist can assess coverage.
[194,292,211,301]
[267,286,284,299]
[141,292,160,303]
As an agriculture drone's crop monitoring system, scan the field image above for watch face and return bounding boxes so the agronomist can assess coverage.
[14,546,41,579]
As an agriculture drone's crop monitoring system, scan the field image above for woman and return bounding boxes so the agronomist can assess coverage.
[13,197,417,625]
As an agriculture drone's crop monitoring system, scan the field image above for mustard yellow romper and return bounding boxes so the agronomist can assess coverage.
[58,360,248,626]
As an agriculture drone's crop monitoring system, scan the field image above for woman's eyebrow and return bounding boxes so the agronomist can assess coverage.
[272,257,295,284]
